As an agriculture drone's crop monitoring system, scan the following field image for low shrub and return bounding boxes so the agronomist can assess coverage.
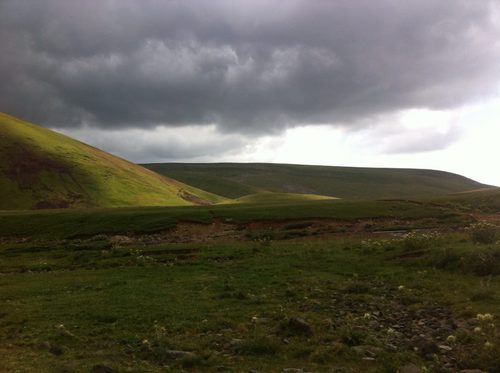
[470,222,498,244]
[401,231,442,251]
[461,249,500,276]
[237,336,280,355]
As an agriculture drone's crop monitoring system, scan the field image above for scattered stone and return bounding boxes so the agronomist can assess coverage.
[164,350,196,360]
[352,345,382,357]
[229,338,243,348]
[216,366,233,372]
[109,235,134,245]
[39,341,51,350]
[285,317,313,336]
[329,368,347,373]
[252,317,271,324]
[91,365,115,373]
[413,337,438,356]
[49,343,63,356]
[438,344,452,351]
[399,364,421,373]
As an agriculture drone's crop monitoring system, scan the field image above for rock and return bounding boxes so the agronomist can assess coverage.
[92,365,115,373]
[460,370,486,373]
[252,317,271,324]
[414,337,438,356]
[285,317,313,336]
[109,235,133,245]
[39,341,51,350]
[216,366,233,372]
[329,368,347,373]
[164,350,196,360]
[352,345,382,357]
[229,338,243,348]
[283,369,304,373]
[399,364,421,373]
[49,343,63,356]
[438,344,452,351]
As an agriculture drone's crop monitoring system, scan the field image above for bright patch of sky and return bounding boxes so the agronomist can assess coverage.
[60,97,500,187]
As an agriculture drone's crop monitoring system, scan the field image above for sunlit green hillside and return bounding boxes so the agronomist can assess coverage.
[0,113,225,210]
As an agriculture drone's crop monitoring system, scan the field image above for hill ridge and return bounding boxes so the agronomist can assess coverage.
[143,162,490,200]
[0,112,225,210]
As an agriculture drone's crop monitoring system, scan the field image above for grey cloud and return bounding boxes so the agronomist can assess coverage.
[1,0,499,134]
[56,125,248,163]
[379,126,463,154]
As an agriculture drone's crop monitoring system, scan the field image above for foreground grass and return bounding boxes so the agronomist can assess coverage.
[1,230,499,372]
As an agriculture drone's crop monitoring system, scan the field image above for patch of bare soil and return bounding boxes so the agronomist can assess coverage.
[178,189,213,205]
[106,217,457,246]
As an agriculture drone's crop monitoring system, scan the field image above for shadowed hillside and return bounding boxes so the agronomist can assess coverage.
[143,162,490,200]
[0,113,225,210]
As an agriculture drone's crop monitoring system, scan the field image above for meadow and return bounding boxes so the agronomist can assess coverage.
[1,194,499,372]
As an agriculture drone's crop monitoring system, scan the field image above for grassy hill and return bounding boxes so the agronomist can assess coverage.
[233,192,337,204]
[143,162,490,200]
[0,113,225,210]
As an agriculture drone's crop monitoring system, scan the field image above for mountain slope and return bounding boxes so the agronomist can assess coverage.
[143,162,491,200]
[0,113,225,210]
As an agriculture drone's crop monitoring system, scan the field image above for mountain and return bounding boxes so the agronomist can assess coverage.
[0,113,225,210]
[143,162,491,200]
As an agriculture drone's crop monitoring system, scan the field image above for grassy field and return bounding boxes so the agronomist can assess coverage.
[143,163,490,200]
[0,197,473,240]
[0,113,225,210]
[1,224,499,372]
[233,193,337,204]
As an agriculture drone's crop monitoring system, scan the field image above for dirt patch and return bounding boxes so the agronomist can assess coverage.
[102,217,453,246]
[178,190,213,205]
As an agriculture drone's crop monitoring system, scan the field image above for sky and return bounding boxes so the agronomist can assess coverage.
[1,0,499,186]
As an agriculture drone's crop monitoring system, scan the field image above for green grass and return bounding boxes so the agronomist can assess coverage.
[233,192,337,204]
[1,232,499,372]
[143,162,491,199]
[434,188,500,213]
[0,198,469,239]
[0,112,226,210]
[0,191,499,371]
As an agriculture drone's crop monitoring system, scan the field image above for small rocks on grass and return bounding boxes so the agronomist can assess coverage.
[283,317,313,336]
[229,338,243,348]
[413,337,438,356]
[164,350,196,360]
[352,345,382,357]
[399,364,422,373]
[92,365,115,373]
[438,344,452,352]
[49,343,63,356]
[251,316,271,324]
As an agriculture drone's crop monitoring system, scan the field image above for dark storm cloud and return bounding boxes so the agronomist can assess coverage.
[1,0,499,133]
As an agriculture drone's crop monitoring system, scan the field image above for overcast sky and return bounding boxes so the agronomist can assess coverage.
[1,0,499,185]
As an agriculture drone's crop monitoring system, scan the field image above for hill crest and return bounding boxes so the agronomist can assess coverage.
[0,113,225,210]
[143,162,490,200]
